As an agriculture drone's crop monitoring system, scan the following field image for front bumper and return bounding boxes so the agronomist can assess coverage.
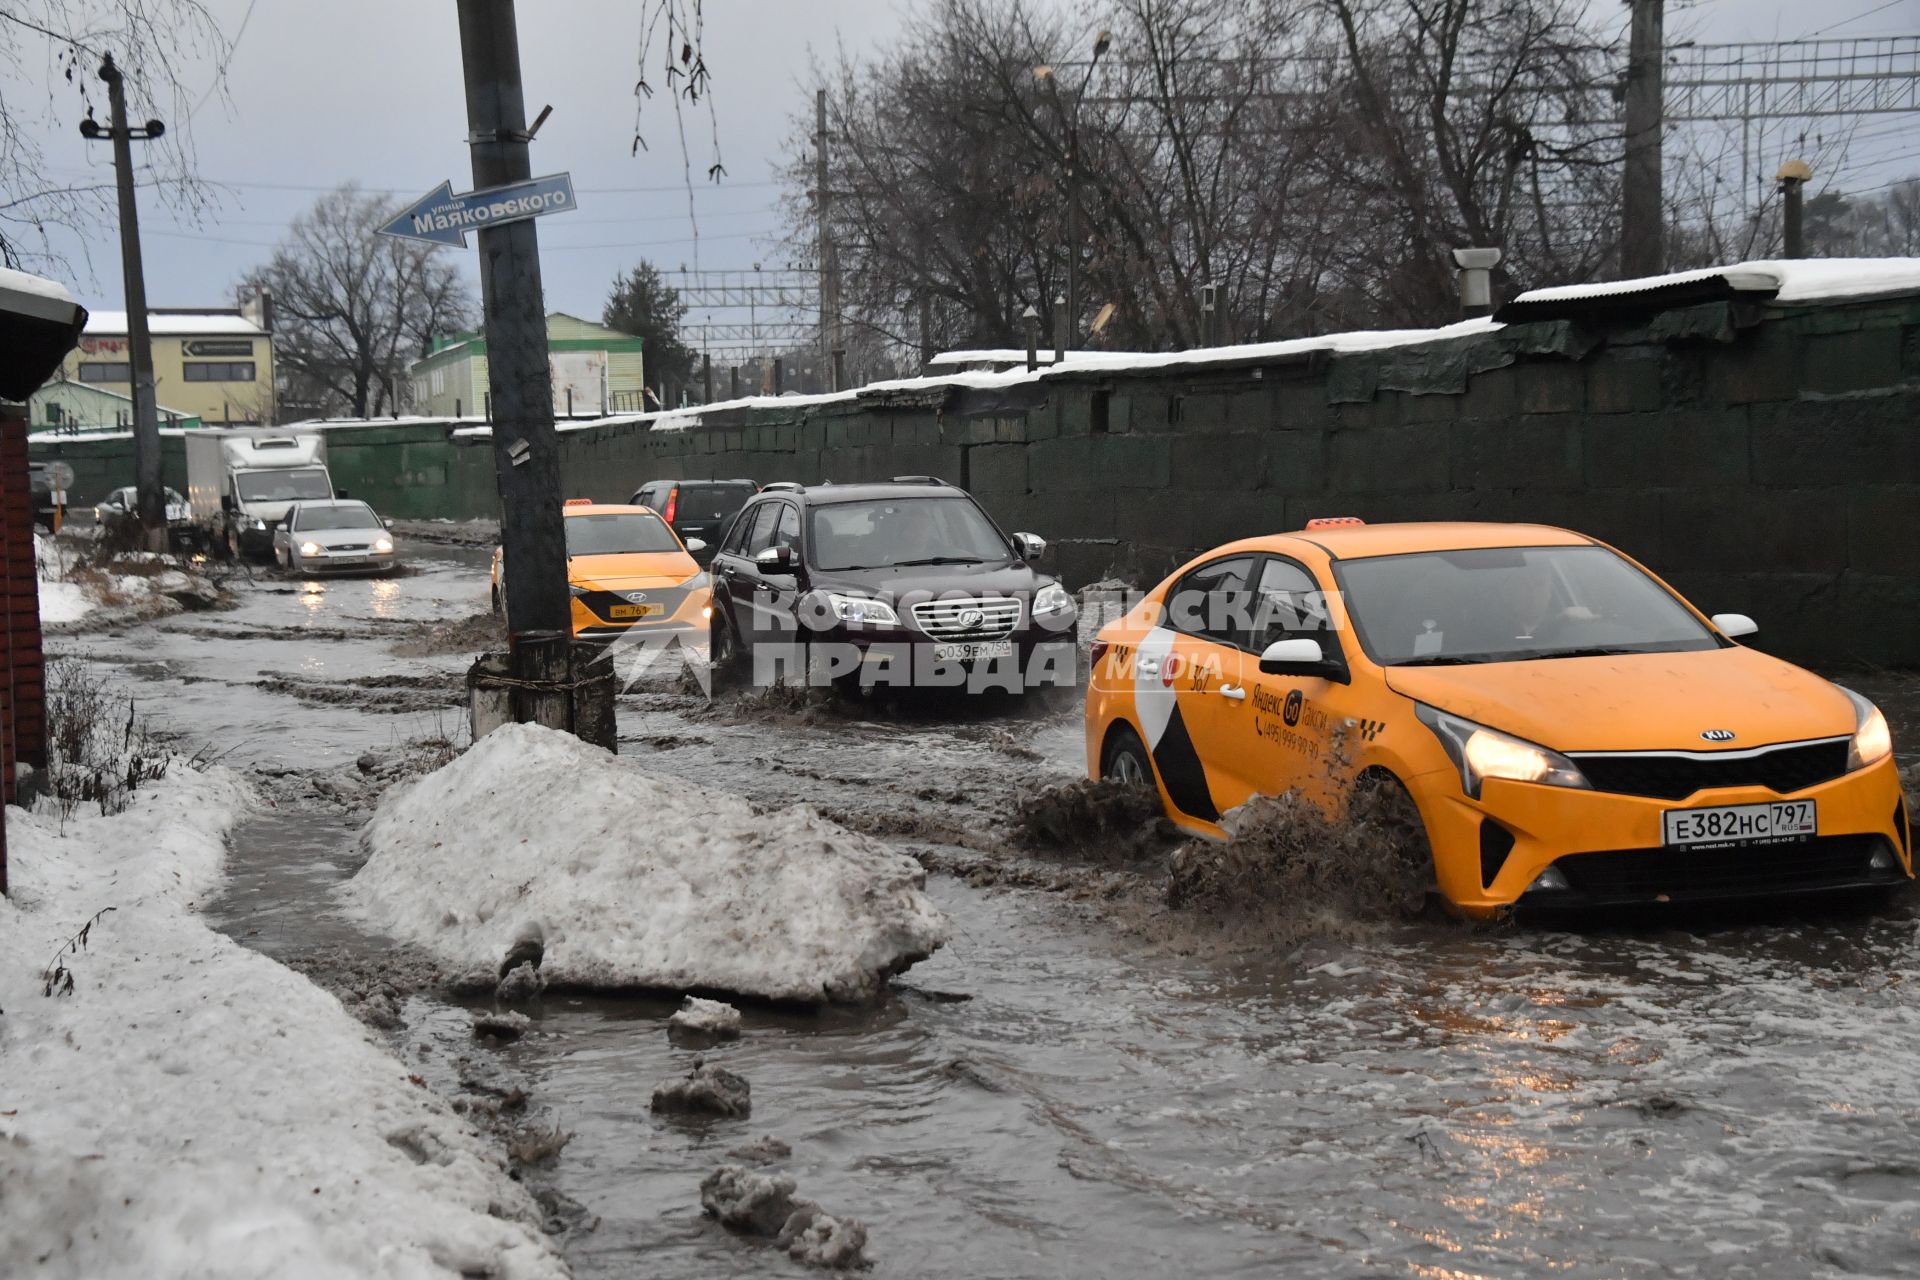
[1415,753,1912,916]
[799,623,1079,691]
[570,590,710,643]
[292,552,397,575]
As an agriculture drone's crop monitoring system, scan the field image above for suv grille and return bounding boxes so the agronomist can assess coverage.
[909,597,1022,639]
[1552,835,1896,902]
[1571,739,1850,801]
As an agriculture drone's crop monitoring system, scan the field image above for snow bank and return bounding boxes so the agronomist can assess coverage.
[34,533,93,625]
[342,723,949,1002]
[0,762,563,1280]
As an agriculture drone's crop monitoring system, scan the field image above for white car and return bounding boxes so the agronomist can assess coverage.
[95,485,191,527]
[272,499,399,575]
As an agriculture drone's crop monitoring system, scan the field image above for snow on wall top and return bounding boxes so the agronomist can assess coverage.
[84,309,267,336]
[1510,257,1920,307]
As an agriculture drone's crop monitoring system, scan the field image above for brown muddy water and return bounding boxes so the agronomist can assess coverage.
[50,541,1920,1279]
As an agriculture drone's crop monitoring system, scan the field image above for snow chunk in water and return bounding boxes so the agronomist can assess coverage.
[670,995,744,1041]
[343,723,949,1002]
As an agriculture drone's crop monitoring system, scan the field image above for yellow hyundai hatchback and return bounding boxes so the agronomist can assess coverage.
[1085,520,1910,915]
[491,501,711,642]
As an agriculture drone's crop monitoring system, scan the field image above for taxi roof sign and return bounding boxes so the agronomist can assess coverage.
[564,498,595,507]
[1305,516,1366,529]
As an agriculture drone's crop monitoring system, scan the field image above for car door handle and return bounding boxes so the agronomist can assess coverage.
[1137,659,1160,675]
[1219,683,1247,701]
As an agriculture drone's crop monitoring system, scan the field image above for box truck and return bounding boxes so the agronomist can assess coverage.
[185,428,336,559]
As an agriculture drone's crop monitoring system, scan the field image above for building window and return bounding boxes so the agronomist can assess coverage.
[183,361,257,382]
[78,362,131,383]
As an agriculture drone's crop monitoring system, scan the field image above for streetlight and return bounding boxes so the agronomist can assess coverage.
[1034,30,1110,351]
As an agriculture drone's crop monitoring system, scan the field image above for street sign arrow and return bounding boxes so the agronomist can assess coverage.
[377,173,578,248]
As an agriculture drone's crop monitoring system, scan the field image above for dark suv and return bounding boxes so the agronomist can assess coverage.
[628,478,758,565]
[708,477,1078,693]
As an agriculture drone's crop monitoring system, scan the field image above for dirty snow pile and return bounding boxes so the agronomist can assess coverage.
[343,723,949,1002]
[33,534,221,626]
[0,760,563,1279]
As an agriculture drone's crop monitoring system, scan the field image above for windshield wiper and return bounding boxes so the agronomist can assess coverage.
[1525,646,1649,661]
[889,556,988,566]
[1390,653,1504,667]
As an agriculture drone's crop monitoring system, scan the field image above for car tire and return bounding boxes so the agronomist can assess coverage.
[1102,724,1154,789]
[709,607,745,693]
[1351,770,1437,900]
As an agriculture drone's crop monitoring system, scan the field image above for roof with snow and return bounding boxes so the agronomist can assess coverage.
[83,309,266,337]
[1498,257,1920,323]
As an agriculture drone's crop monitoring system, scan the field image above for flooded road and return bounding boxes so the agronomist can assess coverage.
[52,542,1920,1278]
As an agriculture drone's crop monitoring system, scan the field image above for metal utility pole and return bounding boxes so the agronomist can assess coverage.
[1621,0,1665,278]
[457,0,567,639]
[1778,159,1811,258]
[83,56,164,551]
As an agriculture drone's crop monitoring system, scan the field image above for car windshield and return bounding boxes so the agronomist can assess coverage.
[1338,544,1718,666]
[807,497,1009,571]
[237,467,331,502]
[565,512,680,556]
[294,502,379,531]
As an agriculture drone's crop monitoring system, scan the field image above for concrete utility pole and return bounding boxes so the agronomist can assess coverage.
[1621,0,1666,279]
[457,0,567,639]
[84,56,164,551]
[815,90,843,390]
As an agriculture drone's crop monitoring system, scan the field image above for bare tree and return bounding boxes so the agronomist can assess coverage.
[241,185,477,420]
[0,1,230,272]
[788,0,1626,358]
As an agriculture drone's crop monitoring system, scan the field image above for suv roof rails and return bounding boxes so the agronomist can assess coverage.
[760,481,805,493]
[888,475,952,485]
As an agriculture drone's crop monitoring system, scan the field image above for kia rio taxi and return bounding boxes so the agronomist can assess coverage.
[1085,520,1910,915]
[491,500,710,642]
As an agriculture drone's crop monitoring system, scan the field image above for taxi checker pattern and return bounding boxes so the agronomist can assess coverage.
[1085,519,1911,916]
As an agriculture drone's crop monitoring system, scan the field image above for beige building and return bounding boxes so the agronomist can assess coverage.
[409,312,645,418]
[59,300,275,425]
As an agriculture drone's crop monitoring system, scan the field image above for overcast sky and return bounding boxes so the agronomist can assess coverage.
[17,0,1920,335]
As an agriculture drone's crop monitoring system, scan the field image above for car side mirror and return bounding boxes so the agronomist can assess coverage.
[1013,532,1047,561]
[220,495,234,513]
[335,488,348,499]
[685,537,708,553]
[1259,637,1343,679]
[755,545,795,574]
[1711,612,1758,639]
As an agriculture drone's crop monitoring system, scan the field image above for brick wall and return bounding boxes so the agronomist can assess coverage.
[2,411,48,816]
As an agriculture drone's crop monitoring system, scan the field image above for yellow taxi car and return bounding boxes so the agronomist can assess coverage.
[491,500,711,642]
[1086,520,1910,915]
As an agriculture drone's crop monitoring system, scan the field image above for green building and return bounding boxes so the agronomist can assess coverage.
[28,376,203,434]
[409,312,645,419]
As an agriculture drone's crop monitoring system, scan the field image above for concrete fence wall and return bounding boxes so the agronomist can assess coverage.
[31,290,1920,665]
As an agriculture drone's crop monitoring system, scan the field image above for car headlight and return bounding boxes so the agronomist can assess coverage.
[826,592,900,626]
[1415,703,1589,799]
[1033,582,1073,616]
[1837,685,1893,771]
[568,584,590,598]
[251,518,268,531]
[373,537,394,553]
[299,541,322,556]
